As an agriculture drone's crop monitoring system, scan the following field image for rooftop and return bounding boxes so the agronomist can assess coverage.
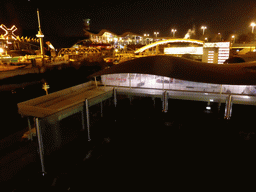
[89,55,256,85]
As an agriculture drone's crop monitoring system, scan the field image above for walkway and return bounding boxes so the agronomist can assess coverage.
[17,81,113,175]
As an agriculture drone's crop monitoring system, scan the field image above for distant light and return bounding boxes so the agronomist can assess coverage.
[210,99,214,102]
[0,48,4,53]
[250,22,256,27]
[206,106,211,110]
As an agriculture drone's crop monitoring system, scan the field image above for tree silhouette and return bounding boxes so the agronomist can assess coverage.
[237,33,255,43]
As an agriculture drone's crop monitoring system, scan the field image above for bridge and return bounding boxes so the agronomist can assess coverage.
[134,38,204,54]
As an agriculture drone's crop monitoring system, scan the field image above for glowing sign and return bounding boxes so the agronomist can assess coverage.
[164,47,203,55]
[0,24,17,40]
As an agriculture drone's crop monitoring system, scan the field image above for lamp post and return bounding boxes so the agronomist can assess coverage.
[144,34,149,45]
[218,33,222,41]
[171,29,177,37]
[231,35,235,44]
[154,32,159,38]
[154,32,159,42]
[201,26,207,35]
[251,22,256,33]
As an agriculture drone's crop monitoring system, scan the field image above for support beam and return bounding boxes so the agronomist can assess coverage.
[224,95,232,120]
[85,99,91,141]
[35,117,46,175]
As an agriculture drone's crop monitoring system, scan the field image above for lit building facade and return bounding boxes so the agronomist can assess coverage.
[202,42,230,64]
[84,29,154,47]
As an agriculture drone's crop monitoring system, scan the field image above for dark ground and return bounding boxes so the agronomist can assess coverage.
[2,96,256,191]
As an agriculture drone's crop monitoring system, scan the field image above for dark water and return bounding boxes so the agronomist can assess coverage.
[2,67,256,190]
[6,96,256,191]
[0,65,101,139]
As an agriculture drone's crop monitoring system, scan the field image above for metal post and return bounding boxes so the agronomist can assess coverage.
[35,118,46,175]
[100,101,103,117]
[162,91,168,113]
[162,76,164,90]
[85,99,91,141]
[114,87,117,107]
[27,117,33,141]
[152,97,156,108]
[224,95,232,120]
[129,96,132,105]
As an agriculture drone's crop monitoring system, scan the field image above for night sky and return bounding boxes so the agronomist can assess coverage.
[1,0,256,47]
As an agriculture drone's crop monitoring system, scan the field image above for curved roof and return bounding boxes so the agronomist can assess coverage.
[88,55,256,85]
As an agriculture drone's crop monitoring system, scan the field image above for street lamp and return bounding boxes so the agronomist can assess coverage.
[231,35,235,44]
[251,22,256,33]
[144,34,149,45]
[218,33,221,41]
[171,29,177,37]
[201,26,207,35]
[154,32,159,38]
